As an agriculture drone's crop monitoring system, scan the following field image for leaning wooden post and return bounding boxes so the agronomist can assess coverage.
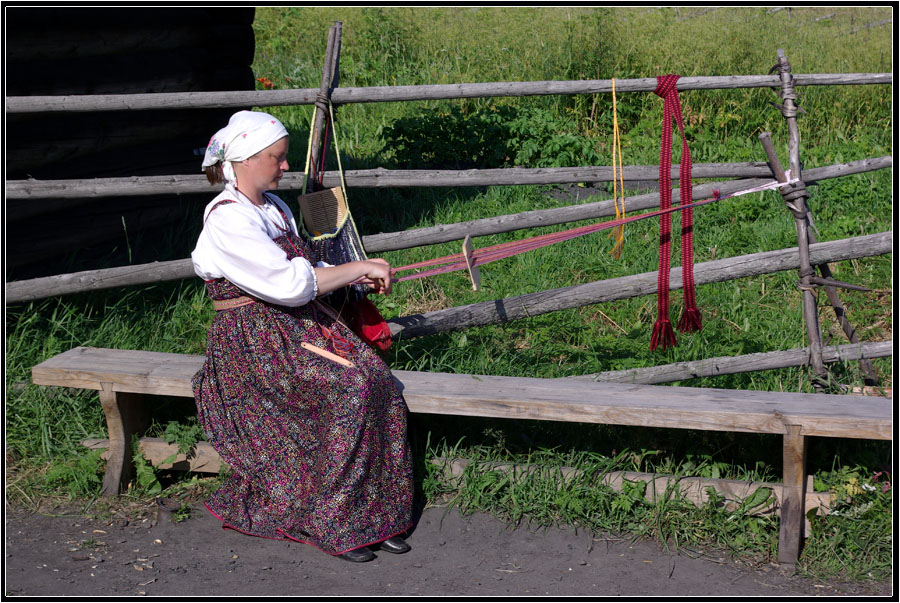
[758,133,828,388]
[769,50,830,390]
[307,22,341,194]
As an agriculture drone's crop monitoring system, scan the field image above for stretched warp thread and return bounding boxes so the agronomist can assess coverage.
[392,191,726,283]
[651,74,701,351]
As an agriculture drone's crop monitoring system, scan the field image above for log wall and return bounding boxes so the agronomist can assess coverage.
[4,7,256,276]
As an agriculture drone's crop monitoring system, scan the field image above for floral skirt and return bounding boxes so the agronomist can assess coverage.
[192,300,413,555]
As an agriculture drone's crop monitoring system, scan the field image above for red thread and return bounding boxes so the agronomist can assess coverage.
[652,74,702,349]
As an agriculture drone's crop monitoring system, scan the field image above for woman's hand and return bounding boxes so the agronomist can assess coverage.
[314,259,394,297]
[352,258,393,295]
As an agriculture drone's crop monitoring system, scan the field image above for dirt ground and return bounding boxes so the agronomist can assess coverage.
[4,499,892,599]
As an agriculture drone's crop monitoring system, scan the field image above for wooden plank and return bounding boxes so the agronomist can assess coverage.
[777,424,808,566]
[34,347,892,440]
[394,370,892,440]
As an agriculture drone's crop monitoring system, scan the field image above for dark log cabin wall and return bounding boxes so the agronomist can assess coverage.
[5,7,256,278]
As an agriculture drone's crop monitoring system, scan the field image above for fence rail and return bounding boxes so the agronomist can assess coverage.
[5,73,891,114]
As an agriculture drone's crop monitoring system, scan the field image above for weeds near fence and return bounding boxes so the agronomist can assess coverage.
[4,5,892,585]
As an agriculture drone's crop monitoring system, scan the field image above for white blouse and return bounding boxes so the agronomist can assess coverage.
[191,186,326,307]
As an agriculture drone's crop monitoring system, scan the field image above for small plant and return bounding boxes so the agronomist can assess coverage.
[158,418,206,466]
[131,436,163,496]
[42,449,104,498]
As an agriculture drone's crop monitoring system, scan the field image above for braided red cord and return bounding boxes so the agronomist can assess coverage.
[650,75,678,350]
[650,74,702,350]
[668,77,702,334]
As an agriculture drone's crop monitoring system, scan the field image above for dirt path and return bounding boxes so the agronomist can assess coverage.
[4,502,890,598]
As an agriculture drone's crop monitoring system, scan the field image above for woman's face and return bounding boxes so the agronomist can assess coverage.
[241,136,290,192]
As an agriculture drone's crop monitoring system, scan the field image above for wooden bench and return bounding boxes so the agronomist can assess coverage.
[32,346,892,567]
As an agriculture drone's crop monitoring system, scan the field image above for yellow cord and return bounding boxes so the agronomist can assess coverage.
[609,78,626,259]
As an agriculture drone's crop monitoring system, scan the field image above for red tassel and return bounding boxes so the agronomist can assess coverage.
[677,307,703,333]
[649,319,677,351]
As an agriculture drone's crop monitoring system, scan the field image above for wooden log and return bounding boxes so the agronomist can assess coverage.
[5,73,892,114]
[6,156,890,201]
[5,162,780,200]
[363,157,893,253]
[387,232,893,338]
[570,341,894,385]
[6,259,197,303]
[848,19,892,35]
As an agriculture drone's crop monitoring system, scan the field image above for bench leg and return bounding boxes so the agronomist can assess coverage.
[778,424,808,567]
[99,382,149,496]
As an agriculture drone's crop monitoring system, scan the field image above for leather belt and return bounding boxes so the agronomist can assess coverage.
[212,296,256,311]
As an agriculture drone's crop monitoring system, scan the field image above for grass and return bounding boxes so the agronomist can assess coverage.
[4,5,892,585]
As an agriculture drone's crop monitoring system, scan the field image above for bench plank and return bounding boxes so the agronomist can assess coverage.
[33,347,892,440]
[395,370,891,440]
[32,346,201,397]
[32,346,893,566]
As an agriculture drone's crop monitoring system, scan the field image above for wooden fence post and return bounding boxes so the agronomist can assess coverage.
[307,22,341,195]
[770,48,879,386]
[768,50,830,390]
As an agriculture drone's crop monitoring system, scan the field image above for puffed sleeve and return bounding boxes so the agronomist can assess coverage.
[191,202,320,306]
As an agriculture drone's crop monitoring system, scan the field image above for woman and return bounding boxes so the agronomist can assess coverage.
[191,110,413,563]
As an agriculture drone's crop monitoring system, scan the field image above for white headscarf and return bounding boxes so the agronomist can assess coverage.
[202,110,289,184]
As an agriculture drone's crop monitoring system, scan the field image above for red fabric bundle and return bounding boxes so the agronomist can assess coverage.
[349,297,393,354]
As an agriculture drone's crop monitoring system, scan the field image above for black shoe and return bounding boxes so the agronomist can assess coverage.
[338,547,376,563]
[379,536,411,554]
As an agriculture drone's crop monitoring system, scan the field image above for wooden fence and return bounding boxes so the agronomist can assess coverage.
[5,22,893,388]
